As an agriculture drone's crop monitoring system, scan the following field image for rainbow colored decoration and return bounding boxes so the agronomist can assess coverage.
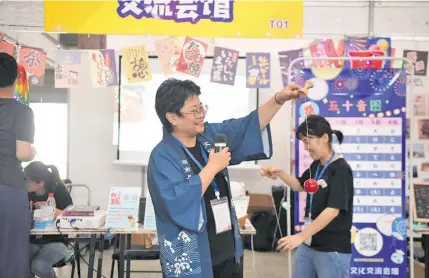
[14,64,30,105]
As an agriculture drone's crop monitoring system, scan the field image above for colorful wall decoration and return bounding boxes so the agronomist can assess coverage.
[294,68,407,278]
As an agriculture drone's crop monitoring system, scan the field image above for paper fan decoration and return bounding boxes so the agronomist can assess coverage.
[14,64,30,105]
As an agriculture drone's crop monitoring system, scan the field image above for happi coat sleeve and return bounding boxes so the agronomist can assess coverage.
[147,142,213,278]
[205,109,273,165]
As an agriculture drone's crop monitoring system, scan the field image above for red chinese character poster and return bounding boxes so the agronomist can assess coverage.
[176,37,208,78]
[19,48,46,86]
[309,39,340,68]
[0,41,14,55]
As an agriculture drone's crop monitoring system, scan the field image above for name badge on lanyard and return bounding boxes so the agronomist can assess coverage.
[176,139,232,234]
[304,152,335,246]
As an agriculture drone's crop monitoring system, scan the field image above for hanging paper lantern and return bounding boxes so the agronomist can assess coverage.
[14,64,30,105]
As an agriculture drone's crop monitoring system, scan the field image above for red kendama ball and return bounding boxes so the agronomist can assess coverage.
[304,179,319,194]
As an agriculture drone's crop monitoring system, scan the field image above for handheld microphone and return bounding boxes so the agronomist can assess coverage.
[214,134,227,153]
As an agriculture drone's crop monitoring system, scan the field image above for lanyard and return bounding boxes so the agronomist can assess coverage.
[309,152,335,217]
[175,139,220,200]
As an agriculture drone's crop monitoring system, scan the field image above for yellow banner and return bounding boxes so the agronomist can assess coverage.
[44,0,303,38]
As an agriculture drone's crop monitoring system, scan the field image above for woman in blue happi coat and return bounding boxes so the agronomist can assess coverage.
[147,78,305,278]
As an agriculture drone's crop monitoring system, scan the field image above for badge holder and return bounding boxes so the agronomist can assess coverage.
[210,194,232,234]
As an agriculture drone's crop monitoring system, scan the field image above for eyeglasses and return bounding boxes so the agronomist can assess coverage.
[182,105,208,118]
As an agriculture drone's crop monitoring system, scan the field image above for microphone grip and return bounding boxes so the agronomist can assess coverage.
[214,143,226,153]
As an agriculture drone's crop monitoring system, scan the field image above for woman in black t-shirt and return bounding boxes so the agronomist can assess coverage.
[25,161,73,278]
[261,115,354,278]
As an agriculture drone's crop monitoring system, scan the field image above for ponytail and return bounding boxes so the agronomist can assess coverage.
[332,130,344,144]
[47,165,64,186]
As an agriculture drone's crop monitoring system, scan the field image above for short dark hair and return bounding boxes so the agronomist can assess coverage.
[0,53,18,88]
[296,115,344,144]
[155,78,201,132]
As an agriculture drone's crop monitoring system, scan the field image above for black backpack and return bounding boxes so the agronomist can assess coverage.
[243,211,277,251]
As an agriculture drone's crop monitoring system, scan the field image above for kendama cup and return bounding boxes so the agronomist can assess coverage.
[297,80,314,97]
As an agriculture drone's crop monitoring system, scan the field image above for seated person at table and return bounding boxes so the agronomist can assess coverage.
[26,161,73,278]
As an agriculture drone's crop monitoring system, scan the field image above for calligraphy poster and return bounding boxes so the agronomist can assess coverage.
[403,50,428,76]
[155,37,184,76]
[246,52,270,89]
[19,48,46,87]
[176,37,207,77]
[278,49,304,87]
[0,41,14,55]
[89,49,118,88]
[55,51,82,88]
[210,46,239,86]
[122,45,152,84]
[294,68,407,278]
[106,187,141,229]
[309,39,340,68]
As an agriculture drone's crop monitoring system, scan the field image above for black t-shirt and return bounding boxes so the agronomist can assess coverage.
[298,158,354,253]
[0,98,35,190]
[185,144,235,266]
[29,183,73,243]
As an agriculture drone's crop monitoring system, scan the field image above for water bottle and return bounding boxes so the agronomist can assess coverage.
[46,193,56,224]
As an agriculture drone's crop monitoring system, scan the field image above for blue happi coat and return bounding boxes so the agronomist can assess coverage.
[147,110,273,277]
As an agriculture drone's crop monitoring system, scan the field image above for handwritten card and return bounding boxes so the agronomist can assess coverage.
[19,48,46,86]
[89,49,118,88]
[176,37,208,77]
[210,46,239,86]
[55,51,82,88]
[122,45,152,84]
[106,187,141,229]
[155,37,184,76]
[246,52,271,88]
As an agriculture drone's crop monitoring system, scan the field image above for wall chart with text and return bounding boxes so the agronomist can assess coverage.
[295,68,407,277]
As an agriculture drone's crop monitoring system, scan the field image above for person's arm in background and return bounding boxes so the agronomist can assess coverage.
[15,105,36,161]
[258,84,303,131]
[53,184,74,217]
[260,165,311,192]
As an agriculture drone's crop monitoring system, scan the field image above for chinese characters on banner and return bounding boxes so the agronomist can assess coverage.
[246,52,270,89]
[106,187,141,229]
[309,39,340,68]
[89,49,118,88]
[122,45,152,84]
[0,41,14,55]
[210,46,239,86]
[155,37,184,76]
[403,50,428,76]
[278,49,304,87]
[176,37,207,77]
[55,51,82,88]
[117,0,234,24]
[19,48,47,86]
[294,68,407,278]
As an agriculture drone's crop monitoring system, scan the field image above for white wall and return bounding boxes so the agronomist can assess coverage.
[3,1,429,207]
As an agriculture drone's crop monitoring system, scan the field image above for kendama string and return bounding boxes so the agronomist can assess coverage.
[298,80,314,180]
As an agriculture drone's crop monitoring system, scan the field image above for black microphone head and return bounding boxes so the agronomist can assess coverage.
[214,134,227,144]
